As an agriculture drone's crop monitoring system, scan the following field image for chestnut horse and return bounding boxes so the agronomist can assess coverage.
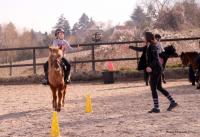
[180,52,199,71]
[48,47,67,112]
[180,51,199,86]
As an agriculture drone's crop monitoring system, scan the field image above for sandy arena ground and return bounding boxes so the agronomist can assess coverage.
[0,79,200,137]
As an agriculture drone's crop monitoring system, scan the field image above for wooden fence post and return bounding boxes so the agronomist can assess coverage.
[135,43,139,66]
[33,48,36,74]
[74,57,77,73]
[9,57,12,76]
[91,45,95,71]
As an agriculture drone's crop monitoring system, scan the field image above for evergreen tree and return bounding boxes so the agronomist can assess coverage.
[72,22,79,34]
[72,13,91,34]
[54,14,71,36]
[131,6,151,29]
[78,13,90,29]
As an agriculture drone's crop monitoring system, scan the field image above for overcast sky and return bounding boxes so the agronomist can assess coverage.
[0,0,137,32]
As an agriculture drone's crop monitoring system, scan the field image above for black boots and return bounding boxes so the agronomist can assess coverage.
[64,73,71,84]
[148,108,160,113]
[42,79,49,85]
[167,102,178,111]
[42,72,49,85]
[63,67,71,84]
[148,102,178,113]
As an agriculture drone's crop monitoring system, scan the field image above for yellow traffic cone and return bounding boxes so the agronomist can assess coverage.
[85,95,93,113]
[51,111,61,137]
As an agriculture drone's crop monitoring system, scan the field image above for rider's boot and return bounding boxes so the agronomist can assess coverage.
[42,72,49,85]
[64,69,71,84]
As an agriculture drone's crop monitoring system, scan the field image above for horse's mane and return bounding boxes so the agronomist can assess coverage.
[182,51,199,58]
[183,51,198,55]
[164,45,172,50]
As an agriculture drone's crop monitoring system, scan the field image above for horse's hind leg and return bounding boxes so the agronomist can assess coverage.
[162,73,166,84]
[189,65,195,85]
[196,71,200,89]
[50,86,57,111]
[62,85,67,107]
[197,82,200,89]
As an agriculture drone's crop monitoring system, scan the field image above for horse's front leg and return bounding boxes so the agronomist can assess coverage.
[50,85,57,111]
[196,71,200,89]
[197,82,200,89]
[57,87,63,112]
[162,72,166,84]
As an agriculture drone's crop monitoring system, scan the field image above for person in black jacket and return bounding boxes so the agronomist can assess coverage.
[144,32,178,113]
[129,44,149,85]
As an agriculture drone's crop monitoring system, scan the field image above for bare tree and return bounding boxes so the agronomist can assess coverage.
[1,22,18,62]
[139,0,175,19]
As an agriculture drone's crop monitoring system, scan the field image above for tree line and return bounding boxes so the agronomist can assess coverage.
[129,0,200,32]
[0,0,200,63]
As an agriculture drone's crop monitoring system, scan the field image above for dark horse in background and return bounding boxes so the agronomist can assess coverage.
[160,45,179,83]
[145,45,179,85]
[180,51,200,89]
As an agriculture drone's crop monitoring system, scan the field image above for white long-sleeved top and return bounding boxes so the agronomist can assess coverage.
[157,43,165,54]
[51,39,77,53]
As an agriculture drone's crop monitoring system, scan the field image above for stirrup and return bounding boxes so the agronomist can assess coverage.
[42,79,49,85]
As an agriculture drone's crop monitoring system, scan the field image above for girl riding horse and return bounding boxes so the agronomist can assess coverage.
[42,28,80,85]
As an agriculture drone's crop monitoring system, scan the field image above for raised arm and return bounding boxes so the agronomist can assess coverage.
[129,45,145,52]
[65,41,80,53]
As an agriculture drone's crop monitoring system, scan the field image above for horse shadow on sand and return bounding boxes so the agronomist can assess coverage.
[0,108,49,121]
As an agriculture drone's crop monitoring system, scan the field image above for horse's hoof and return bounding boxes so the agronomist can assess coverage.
[57,108,61,112]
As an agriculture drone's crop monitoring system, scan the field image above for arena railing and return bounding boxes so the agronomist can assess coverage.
[0,37,200,75]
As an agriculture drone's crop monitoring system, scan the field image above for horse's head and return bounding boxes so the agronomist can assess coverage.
[49,46,63,70]
[164,45,179,57]
[180,52,189,67]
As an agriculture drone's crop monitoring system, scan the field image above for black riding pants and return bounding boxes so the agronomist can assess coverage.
[149,70,170,99]
[61,58,71,80]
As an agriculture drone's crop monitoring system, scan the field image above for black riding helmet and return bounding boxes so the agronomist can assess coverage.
[144,32,154,43]
[55,28,65,36]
